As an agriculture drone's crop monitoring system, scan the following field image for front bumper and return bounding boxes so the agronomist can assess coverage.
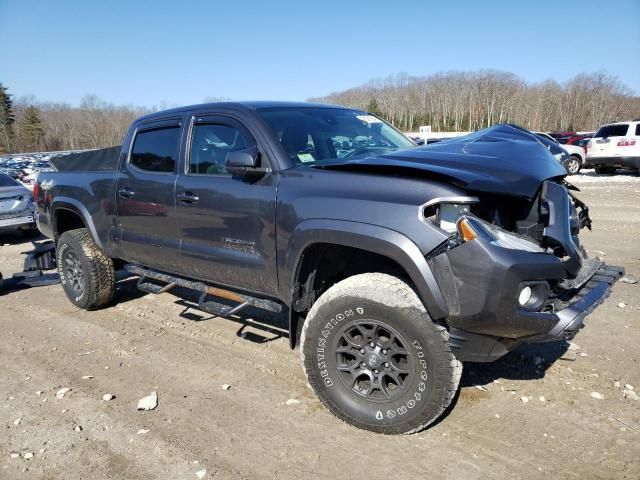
[588,155,640,169]
[429,238,624,362]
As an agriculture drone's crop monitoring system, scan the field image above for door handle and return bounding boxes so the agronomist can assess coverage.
[118,188,135,199]
[177,192,199,203]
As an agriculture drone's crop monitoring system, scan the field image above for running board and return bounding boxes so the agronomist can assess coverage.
[124,265,282,317]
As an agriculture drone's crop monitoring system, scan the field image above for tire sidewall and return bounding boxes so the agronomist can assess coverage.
[57,235,92,309]
[303,293,442,432]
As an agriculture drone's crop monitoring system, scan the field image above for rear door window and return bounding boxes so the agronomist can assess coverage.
[130,126,181,173]
[595,124,629,138]
[635,124,640,136]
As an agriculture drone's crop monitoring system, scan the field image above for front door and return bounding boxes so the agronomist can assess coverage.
[115,118,183,272]
[175,114,278,296]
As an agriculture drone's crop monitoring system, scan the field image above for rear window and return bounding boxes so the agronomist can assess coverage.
[594,124,629,138]
[636,124,640,136]
[0,174,20,187]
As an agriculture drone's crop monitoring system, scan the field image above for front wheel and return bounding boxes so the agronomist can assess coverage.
[566,155,582,175]
[300,273,462,434]
[56,228,115,310]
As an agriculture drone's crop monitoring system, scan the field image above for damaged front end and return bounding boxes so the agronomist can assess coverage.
[425,180,623,362]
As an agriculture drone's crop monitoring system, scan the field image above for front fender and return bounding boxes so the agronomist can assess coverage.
[281,219,449,320]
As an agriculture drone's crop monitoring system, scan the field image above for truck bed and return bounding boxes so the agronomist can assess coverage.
[50,146,121,172]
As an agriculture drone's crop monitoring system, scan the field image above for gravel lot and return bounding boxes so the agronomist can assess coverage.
[1,177,639,479]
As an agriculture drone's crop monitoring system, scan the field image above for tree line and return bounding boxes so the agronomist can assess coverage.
[0,84,151,154]
[1,70,639,154]
[310,70,640,133]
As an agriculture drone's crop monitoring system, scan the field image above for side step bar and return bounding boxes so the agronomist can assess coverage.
[124,265,282,317]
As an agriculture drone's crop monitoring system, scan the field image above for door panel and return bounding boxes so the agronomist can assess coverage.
[175,115,278,295]
[115,122,182,272]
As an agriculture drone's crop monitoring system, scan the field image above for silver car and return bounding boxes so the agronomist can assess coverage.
[0,174,36,236]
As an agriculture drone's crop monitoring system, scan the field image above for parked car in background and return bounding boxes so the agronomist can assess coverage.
[587,120,640,174]
[535,132,585,174]
[559,134,593,146]
[549,131,575,140]
[0,174,37,236]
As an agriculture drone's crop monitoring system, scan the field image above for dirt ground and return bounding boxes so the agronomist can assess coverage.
[1,174,639,480]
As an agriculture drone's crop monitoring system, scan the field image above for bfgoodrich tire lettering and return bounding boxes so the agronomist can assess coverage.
[56,228,115,310]
[301,273,462,434]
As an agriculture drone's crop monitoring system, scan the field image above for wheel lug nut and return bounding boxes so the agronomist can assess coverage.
[382,349,387,354]
[374,369,379,374]
[360,362,366,367]
[369,342,375,348]
[384,362,389,368]
[360,349,365,354]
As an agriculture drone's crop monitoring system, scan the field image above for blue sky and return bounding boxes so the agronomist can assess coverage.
[1,0,638,107]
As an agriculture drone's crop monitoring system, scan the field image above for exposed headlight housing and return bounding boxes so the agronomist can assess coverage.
[422,197,479,233]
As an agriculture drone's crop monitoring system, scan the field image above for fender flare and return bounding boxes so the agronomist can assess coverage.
[282,219,449,348]
[51,196,104,250]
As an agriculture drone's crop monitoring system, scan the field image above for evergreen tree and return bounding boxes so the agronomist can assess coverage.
[366,98,384,118]
[19,105,45,152]
[0,83,15,153]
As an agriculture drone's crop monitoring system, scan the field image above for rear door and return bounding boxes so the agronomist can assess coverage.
[114,118,183,272]
[590,123,630,158]
[175,113,279,296]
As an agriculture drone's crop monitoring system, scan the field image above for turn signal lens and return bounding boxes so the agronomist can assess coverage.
[457,218,477,242]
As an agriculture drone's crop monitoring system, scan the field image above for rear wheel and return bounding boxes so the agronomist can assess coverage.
[56,228,115,310]
[595,166,616,175]
[566,155,582,174]
[301,273,461,434]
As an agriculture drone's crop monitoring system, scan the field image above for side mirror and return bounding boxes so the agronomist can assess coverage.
[225,147,259,177]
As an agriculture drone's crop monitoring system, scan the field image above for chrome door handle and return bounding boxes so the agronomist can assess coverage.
[177,192,199,203]
[118,188,135,199]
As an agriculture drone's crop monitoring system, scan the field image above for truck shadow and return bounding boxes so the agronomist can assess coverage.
[432,341,571,428]
[113,272,289,344]
[460,341,571,387]
[0,231,46,246]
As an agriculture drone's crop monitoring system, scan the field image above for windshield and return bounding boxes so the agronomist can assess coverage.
[257,107,414,166]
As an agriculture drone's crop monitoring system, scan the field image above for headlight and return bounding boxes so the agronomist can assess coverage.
[456,215,545,253]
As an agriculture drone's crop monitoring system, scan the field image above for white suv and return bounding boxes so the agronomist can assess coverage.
[587,120,640,174]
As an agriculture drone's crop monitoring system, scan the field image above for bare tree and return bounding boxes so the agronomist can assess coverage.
[310,70,638,132]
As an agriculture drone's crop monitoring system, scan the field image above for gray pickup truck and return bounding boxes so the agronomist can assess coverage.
[35,102,622,434]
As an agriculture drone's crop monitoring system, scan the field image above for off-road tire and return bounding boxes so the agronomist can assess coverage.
[567,155,582,175]
[301,273,462,434]
[595,166,616,175]
[56,228,115,310]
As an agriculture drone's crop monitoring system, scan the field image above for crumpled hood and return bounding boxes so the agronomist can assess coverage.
[318,124,568,199]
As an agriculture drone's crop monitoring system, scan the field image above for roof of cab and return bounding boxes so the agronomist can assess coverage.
[136,101,351,123]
